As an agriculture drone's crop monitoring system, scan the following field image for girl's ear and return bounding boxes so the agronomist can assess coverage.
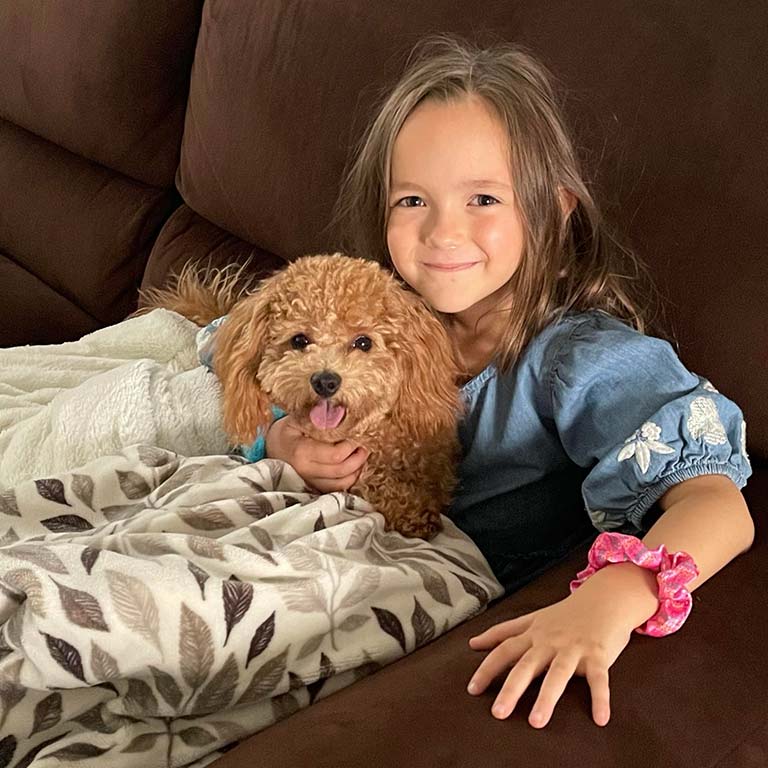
[390,290,462,439]
[212,287,274,443]
[558,186,577,219]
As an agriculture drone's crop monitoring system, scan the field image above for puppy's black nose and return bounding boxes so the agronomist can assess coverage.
[310,371,341,398]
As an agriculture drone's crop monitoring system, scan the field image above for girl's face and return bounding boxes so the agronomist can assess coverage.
[386,95,525,326]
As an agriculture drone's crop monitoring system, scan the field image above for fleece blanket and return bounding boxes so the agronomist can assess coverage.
[0,310,228,491]
[0,446,503,767]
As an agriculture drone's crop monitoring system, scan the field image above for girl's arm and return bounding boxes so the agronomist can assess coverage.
[578,473,754,631]
[467,473,754,728]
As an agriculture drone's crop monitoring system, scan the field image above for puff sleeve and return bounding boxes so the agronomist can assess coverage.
[548,312,752,532]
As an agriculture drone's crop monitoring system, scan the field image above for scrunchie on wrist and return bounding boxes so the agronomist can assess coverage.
[570,532,699,637]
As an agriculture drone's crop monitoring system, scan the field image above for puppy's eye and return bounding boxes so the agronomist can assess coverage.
[351,335,373,352]
[290,333,311,350]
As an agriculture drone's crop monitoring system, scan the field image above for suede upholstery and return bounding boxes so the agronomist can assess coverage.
[1,2,766,765]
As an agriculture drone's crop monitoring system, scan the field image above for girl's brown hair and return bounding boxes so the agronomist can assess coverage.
[332,34,661,373]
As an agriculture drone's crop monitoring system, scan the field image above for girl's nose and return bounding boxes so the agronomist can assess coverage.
[424,209,465,250]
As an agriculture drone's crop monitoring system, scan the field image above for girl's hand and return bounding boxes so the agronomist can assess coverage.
[265,415,369,493]
[466,572,648,728]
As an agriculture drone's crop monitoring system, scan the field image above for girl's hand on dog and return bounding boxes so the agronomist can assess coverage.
[265,415,369,493]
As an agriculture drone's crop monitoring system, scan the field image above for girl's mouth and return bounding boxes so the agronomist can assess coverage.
[423,261,479,272]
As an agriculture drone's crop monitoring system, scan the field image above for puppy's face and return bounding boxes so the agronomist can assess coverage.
[257,276,404,441]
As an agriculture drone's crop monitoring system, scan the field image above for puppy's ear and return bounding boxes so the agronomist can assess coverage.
[212,286,274,443]
[391,291,462,439]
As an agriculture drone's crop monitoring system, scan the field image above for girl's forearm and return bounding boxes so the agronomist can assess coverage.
[644,473,754,591]
[573,474,754,631]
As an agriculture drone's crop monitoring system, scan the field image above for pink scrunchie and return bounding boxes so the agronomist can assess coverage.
[570,532,699,637]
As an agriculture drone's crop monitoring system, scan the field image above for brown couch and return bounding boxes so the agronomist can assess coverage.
[1,2,766,766]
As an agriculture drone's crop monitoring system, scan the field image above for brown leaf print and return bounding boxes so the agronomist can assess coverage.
[124,678,159,717]
[4,569,45,617]
[0,659,25,729]
[372,606,407,653]
[411,597,436,647]
[51,579,108,631]
[102,503,145,522]
[156,462,204,503]
[42,632,86,682]
[297,633,325,660]
[178,505,234,531]
[223,579,253,645]
[451,571,489,606]
[187,561,210,599]
[246,611,276,667]
[313,512,326,531]
[30,691,62,737]
[149,665,182,710]
[188,536,226,561]
[193,652,239,714]
[236,496,273,519]
[80,547,101,575]
[34,478,70,506]
[90,641,120,680]
[7,545,68,575]
[0,491,20,517]
[121,732,164,753]
[405,560,453,606]
[0,527,19,546]
[10,733,68,768]
[307,652,336,704]
[73,702,123,734]
[130,536,178,557]
[70,474,94,510]
[249,526,274,550]
[179,603,214,691]
[137,445,171,468]
[271,690,301,721]
[238,475,266,493]
[237,647,289,705]
[178,727,216,747]
[0,735,16,767]
[46,743,111,761]
[116,470,152,500]
[338,614,370,632]
[41,515,94,533]
[106,570,161,653]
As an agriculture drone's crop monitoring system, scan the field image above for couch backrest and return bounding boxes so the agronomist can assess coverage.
[168,0,766,459]
[0,0,203,345]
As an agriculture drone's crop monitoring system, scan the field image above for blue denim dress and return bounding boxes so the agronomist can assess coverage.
[449,309,752,590]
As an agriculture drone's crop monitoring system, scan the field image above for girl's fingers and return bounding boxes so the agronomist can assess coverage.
[585,663,611,726]
[468,614,535,649]
[308,472,360,493]
[467,635,530,695]
[528,652,580,728]
[489,648,549,720]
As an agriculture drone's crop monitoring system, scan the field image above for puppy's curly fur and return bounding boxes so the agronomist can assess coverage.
[142,254,462,539]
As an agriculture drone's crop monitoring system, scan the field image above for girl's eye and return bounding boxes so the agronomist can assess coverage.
[395,196,425,208]
[472,194,499,206]
[290,333,311,350]
[351,335,373,352]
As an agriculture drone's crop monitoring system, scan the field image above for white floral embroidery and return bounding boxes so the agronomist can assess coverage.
[687,396,727,445]
[701,380,719,393]
[741,419,749,461]
[617,421,675,474]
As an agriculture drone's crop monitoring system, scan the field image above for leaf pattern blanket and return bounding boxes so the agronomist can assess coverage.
[0,446,502,767]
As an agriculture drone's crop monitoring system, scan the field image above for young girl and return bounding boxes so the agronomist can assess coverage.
[264,36,754,728]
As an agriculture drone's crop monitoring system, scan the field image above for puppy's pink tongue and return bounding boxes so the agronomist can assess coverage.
[309,401,346,430]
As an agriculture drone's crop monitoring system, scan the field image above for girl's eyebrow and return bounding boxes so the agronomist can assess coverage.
[390,179,511,192]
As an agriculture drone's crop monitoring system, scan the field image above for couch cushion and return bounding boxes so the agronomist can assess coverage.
[0,118,178,331]
[178,0,766,459]
[0,253,100,346]
[139,204,287,295]
[0,0,203,187]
